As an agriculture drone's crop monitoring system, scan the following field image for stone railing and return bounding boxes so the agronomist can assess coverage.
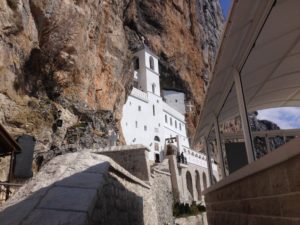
[131,88,148,102]
[181,146,217,171]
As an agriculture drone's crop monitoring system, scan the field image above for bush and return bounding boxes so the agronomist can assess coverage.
[197,203,206,212]
[173,201,206,218]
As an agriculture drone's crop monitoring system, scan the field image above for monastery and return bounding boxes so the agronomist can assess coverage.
[121,46,218,201]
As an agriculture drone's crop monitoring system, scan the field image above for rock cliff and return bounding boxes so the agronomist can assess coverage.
[0,0,223,172]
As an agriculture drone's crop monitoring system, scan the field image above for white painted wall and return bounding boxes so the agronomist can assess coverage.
[163,90,186,114]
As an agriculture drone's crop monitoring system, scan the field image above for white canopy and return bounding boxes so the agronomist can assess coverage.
[195,0,300,140]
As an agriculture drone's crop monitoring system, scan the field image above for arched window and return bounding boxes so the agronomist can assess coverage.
[149,56,155,70]
[153,105,156,116]
[165,115,168,123]
[152,83,156,94]
[134,57,139,70]
[186,171,194,200]
[195,171,202,200]
[203,172,208,190]
[154,136,160,142]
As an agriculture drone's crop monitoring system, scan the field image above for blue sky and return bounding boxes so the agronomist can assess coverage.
[220,0,232,18]
[257,107,300,129]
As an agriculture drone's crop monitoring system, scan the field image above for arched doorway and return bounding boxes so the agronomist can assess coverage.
[203,172,208,190]
[154,136,160,162]
[195,171,202,200]
[186,171,194,200]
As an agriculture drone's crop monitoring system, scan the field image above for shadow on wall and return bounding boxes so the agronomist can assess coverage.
[0,163,144,225]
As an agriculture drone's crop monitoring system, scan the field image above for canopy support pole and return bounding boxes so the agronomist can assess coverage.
[233,69,255,163]
[203,137,214,186]
[214,117,226,178]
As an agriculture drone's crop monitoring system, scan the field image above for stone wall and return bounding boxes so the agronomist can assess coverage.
[0,151,158,225]
[205,154,300,225]
[96,145,151,182]
[92,171,158,225]
[151,167,174,225]
[175,214,207,225]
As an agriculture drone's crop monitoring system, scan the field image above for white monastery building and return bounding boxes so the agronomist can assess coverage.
[121,46,217,176]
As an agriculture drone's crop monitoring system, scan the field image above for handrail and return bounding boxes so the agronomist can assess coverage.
[221,128,300,140]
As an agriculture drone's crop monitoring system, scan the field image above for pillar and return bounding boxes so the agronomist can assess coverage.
[203,137,213,186]
[214,117,226,178]
[233,69,255,163]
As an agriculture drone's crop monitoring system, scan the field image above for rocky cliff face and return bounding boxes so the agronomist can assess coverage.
[0,0,223,171]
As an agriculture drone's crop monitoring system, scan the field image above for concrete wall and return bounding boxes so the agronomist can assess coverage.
[205,153,300,225]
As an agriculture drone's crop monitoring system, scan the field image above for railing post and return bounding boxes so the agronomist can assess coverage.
[214,116,226,178]
[203,137,214,186]
[233,68,255,164]
[265,135,271,153]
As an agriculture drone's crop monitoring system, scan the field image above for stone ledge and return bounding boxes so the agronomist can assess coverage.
[22,209,87,225]
[153,168,171,176]
[95,144,151,152]
[204,137,300,195]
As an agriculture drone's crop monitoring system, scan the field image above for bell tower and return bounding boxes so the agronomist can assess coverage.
[133,46,161,96]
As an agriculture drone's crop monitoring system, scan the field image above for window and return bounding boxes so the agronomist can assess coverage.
[154,136,160,142]
[175,99,178,103]
[152,83,156,94]
[170,118,173,126]
[149,56,154,70]
[153,105,155,116]
[179,123,182,130]
[138,106,141,111]
[165,115,168,123]
[175,120,177,128]
[134,57,139,70]
[135,121,138,128]
[144,125,147,131]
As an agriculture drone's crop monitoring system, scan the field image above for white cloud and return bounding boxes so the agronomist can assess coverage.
[257,107,300,129]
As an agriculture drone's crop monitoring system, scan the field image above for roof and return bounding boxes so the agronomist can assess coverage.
[134,44,159,59]
[0,124,21,156]
[195,0,300,139]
